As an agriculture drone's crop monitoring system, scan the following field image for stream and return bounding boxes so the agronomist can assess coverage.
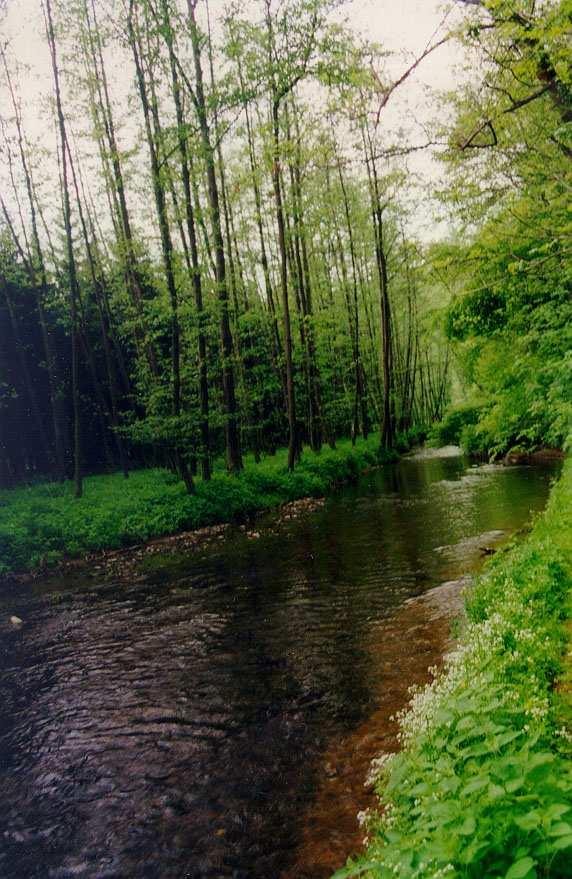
[0,449,560,879]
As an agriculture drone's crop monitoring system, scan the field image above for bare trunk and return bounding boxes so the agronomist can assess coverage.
[187,0,242,474]
[45,0,82,497]
[161,0,211,480]
[128,1,193,493]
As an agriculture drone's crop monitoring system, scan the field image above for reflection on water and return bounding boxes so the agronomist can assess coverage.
[0,454,559,878]
[283,576,469,879]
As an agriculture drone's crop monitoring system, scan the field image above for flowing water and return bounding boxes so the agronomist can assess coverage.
[0,451,560,879]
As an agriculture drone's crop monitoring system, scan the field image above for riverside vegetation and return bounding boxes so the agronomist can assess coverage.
[0,0,453,497]
[336,456,572,879]
[0,430,423,576]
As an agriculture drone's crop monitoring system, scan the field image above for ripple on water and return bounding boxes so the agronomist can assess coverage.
[0,455,560,878]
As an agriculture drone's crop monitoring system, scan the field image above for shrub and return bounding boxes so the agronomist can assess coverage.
[427,405,482,448]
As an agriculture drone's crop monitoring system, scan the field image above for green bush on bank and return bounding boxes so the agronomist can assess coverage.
[336,459,572,879]
[0,431,411,577]
[426,405,482,450]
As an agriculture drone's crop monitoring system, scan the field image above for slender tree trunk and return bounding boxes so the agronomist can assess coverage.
[67,140,129,478]
[128,0,193,493]
[362,125,394,449]
[288,106,322,452]
[187,0,242,473]
[272,102,299,470]
[0,197,67,479]
[237,57,287,415]
[44,0,82,497]
[161,0,211,480]
[0,277,53,471]
[0,54,67,479]
[83,0,159,381]
[336,155,370,440]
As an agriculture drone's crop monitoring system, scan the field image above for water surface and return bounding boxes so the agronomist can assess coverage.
[0,452,559,878]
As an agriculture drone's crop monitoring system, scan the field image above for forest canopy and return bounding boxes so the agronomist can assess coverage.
[0,0,569,494]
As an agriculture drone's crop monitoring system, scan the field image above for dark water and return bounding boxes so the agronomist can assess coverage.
[0,451,560,879]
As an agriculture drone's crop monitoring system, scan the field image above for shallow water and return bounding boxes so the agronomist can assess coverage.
[0,452,559,878]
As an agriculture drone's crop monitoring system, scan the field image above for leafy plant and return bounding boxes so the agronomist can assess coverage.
[0,432,403,576]
[336,457,572,879]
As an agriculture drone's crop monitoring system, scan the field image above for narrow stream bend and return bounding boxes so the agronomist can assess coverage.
[0,451,559,878]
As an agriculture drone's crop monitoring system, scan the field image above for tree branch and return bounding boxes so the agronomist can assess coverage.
[459,84,551,150]
[371,139,448,161]
[371,36,450,126]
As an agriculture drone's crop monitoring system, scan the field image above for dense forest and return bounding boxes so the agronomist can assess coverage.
[0,0,569,497]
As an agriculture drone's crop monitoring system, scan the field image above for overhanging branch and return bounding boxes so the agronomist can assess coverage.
[459,84,551,150]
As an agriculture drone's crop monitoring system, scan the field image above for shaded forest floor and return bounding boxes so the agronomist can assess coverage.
[0,431,420,581]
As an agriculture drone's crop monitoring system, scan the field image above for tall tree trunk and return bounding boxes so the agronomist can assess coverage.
[290,106,322,452]
[336,154,370,440]
[44,0,82,497]
[67,139,130,478]
[83,0,159,381]
[271,100,299,470]
[236,55,287,414]
[0,277,52,471]
[0,52,67,479]
[128,0,193,493]
[161,0,211,480]
[187,0,242,473]
[362,125,394,449]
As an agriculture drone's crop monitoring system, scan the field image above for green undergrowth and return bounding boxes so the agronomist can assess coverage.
[335,458,572,879]
[0,430,419,576]
[426,404,483,450]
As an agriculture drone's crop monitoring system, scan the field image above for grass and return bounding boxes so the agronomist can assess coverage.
[335,457,572,879]
[0,431,419,576]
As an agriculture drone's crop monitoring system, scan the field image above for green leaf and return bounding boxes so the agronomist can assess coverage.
[456,714,478,732]
[461,776,489,796]
[505,857,536,879]
[331,860,380,878]
[548,821,572,838]
[496,729,523,748]
[505,776,525,794]
[410,782,431,797]
[459,814,476,835]
[545,804,571,820]
[551,835,572,851]
[514,811,541,831]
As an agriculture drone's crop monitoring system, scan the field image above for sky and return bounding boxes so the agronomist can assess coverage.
[1,0,472,242]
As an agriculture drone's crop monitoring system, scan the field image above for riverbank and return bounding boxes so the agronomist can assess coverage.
[336,458,572,878]
[0,432,419,581]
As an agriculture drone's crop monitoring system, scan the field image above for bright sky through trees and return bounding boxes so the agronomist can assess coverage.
[2,0,466,240]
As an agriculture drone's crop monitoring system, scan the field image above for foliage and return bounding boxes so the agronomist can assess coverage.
[0,431,413,576]
[335,457,572,879]
[426,405,482,448]
[441,216,572,458]
[429,0,572,460]
[0,0,451,491]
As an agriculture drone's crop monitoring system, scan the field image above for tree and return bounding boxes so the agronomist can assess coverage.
[186,0,243,474]
[44,0,83,498]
